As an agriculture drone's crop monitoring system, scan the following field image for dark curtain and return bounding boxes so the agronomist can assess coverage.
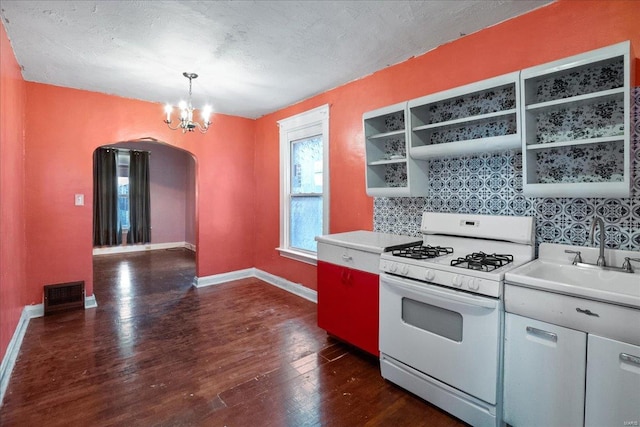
[128,150,151,244]
[93,148,121,246]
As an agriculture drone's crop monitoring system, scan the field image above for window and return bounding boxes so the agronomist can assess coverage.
[117,152,130,230]
[278,105,329,264]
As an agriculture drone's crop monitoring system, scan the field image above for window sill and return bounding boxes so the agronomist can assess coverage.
[277,247,317,266]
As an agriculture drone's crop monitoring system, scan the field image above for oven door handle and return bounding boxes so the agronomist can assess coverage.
[381,273,498,310]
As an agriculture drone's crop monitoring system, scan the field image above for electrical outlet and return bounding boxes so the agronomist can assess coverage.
[74,194,84,206]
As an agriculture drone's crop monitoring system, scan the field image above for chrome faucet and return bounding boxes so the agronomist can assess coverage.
[589,216,606,267]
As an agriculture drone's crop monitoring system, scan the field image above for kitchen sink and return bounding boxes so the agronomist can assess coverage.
[505,242,640,346]
[505,243,640,309]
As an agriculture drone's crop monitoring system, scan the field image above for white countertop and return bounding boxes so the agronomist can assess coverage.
[315,230,421,254]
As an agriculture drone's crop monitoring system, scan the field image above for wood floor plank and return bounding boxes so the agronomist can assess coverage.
[0,249,467,426]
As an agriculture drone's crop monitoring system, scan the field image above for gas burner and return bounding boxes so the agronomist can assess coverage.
[450,252,514,272]
[392,245,454,260]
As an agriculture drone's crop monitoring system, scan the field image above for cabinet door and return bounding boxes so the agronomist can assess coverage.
[317,261,380,356]
[345,268,379,356]
[317,261,350,343]
[503,313,586,427]
[585,335,640,427]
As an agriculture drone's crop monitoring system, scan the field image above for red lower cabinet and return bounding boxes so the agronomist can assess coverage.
[317,260,379,356]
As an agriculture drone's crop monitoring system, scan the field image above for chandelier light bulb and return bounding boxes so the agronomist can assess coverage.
[202,105,212,122]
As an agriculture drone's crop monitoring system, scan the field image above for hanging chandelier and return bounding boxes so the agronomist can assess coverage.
[164,72,212,133]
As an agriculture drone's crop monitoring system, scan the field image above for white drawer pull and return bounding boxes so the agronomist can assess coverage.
[576,307,599,317]
[526,326,557,342]
[341,254,352,262]
[620,353,640,366]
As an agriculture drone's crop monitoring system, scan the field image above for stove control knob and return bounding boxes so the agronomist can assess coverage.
[459,276,468,287]
[452,275,462,287]
[469,279,480,291]
[425,270,435,281]
[401,265,410,276]
[389,263,398,273]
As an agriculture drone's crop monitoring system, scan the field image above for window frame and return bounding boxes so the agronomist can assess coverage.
[277,104,330,265]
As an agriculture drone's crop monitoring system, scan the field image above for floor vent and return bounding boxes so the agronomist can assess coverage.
[44,281,85,315]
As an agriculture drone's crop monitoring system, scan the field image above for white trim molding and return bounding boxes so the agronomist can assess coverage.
[1,304,42,405]
[24,303,44,319]
[85,295,98,309]
[276,247,317,266]
[192,268,255,288]
[1,296,97,405]
[254,269,317,303]
[93,241,191,256]
[278,104,330,261]
[193,268,317,303]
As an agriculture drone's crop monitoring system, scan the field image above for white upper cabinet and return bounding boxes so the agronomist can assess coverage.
[364,103,429,197]
[408,72,521,159]
[521,41,634,197]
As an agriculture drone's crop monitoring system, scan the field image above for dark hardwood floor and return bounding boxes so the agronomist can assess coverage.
[1,249,466,426]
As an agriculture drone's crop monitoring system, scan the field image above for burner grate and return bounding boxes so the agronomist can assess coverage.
[392,245,453,260]
[450,252,514,272]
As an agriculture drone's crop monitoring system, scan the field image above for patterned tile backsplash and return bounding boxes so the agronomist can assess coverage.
[373,88,640,251]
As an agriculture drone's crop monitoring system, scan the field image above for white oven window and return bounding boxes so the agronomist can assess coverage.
[402,297,463,342]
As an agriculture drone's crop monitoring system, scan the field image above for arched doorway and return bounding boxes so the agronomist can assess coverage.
[92,140,197,255]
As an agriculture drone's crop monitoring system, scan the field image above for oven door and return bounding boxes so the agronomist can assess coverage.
[380,272,502,404]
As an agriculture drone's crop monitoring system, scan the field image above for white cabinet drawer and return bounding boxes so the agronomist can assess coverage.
[317,242,380,274]
[505,284,640,346]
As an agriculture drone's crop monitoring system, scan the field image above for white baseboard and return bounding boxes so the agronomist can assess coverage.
[1,295,97,406]
[192,268,255,287]
[85,295,98,309]
[253,269,317,303]
[194,268,317,303]
[93,241,191,256]
[1,303,42,405]
[24,303,44,318]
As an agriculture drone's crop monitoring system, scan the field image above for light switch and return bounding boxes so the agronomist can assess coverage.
[74,194,84,206]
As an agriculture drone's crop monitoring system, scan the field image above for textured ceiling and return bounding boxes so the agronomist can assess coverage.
[0,0,552,118]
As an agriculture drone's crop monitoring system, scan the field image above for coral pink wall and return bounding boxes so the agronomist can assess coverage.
[24,83,256,304]
[0,22,27,360]
[253,0,640,291]
[185,156,197,246]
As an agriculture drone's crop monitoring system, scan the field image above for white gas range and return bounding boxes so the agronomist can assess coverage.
[379,212,535,427]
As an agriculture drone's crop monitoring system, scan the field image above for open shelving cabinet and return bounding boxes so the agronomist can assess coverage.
[363,102,428,196]
[408,71,521,159]
[521,41,634,198]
